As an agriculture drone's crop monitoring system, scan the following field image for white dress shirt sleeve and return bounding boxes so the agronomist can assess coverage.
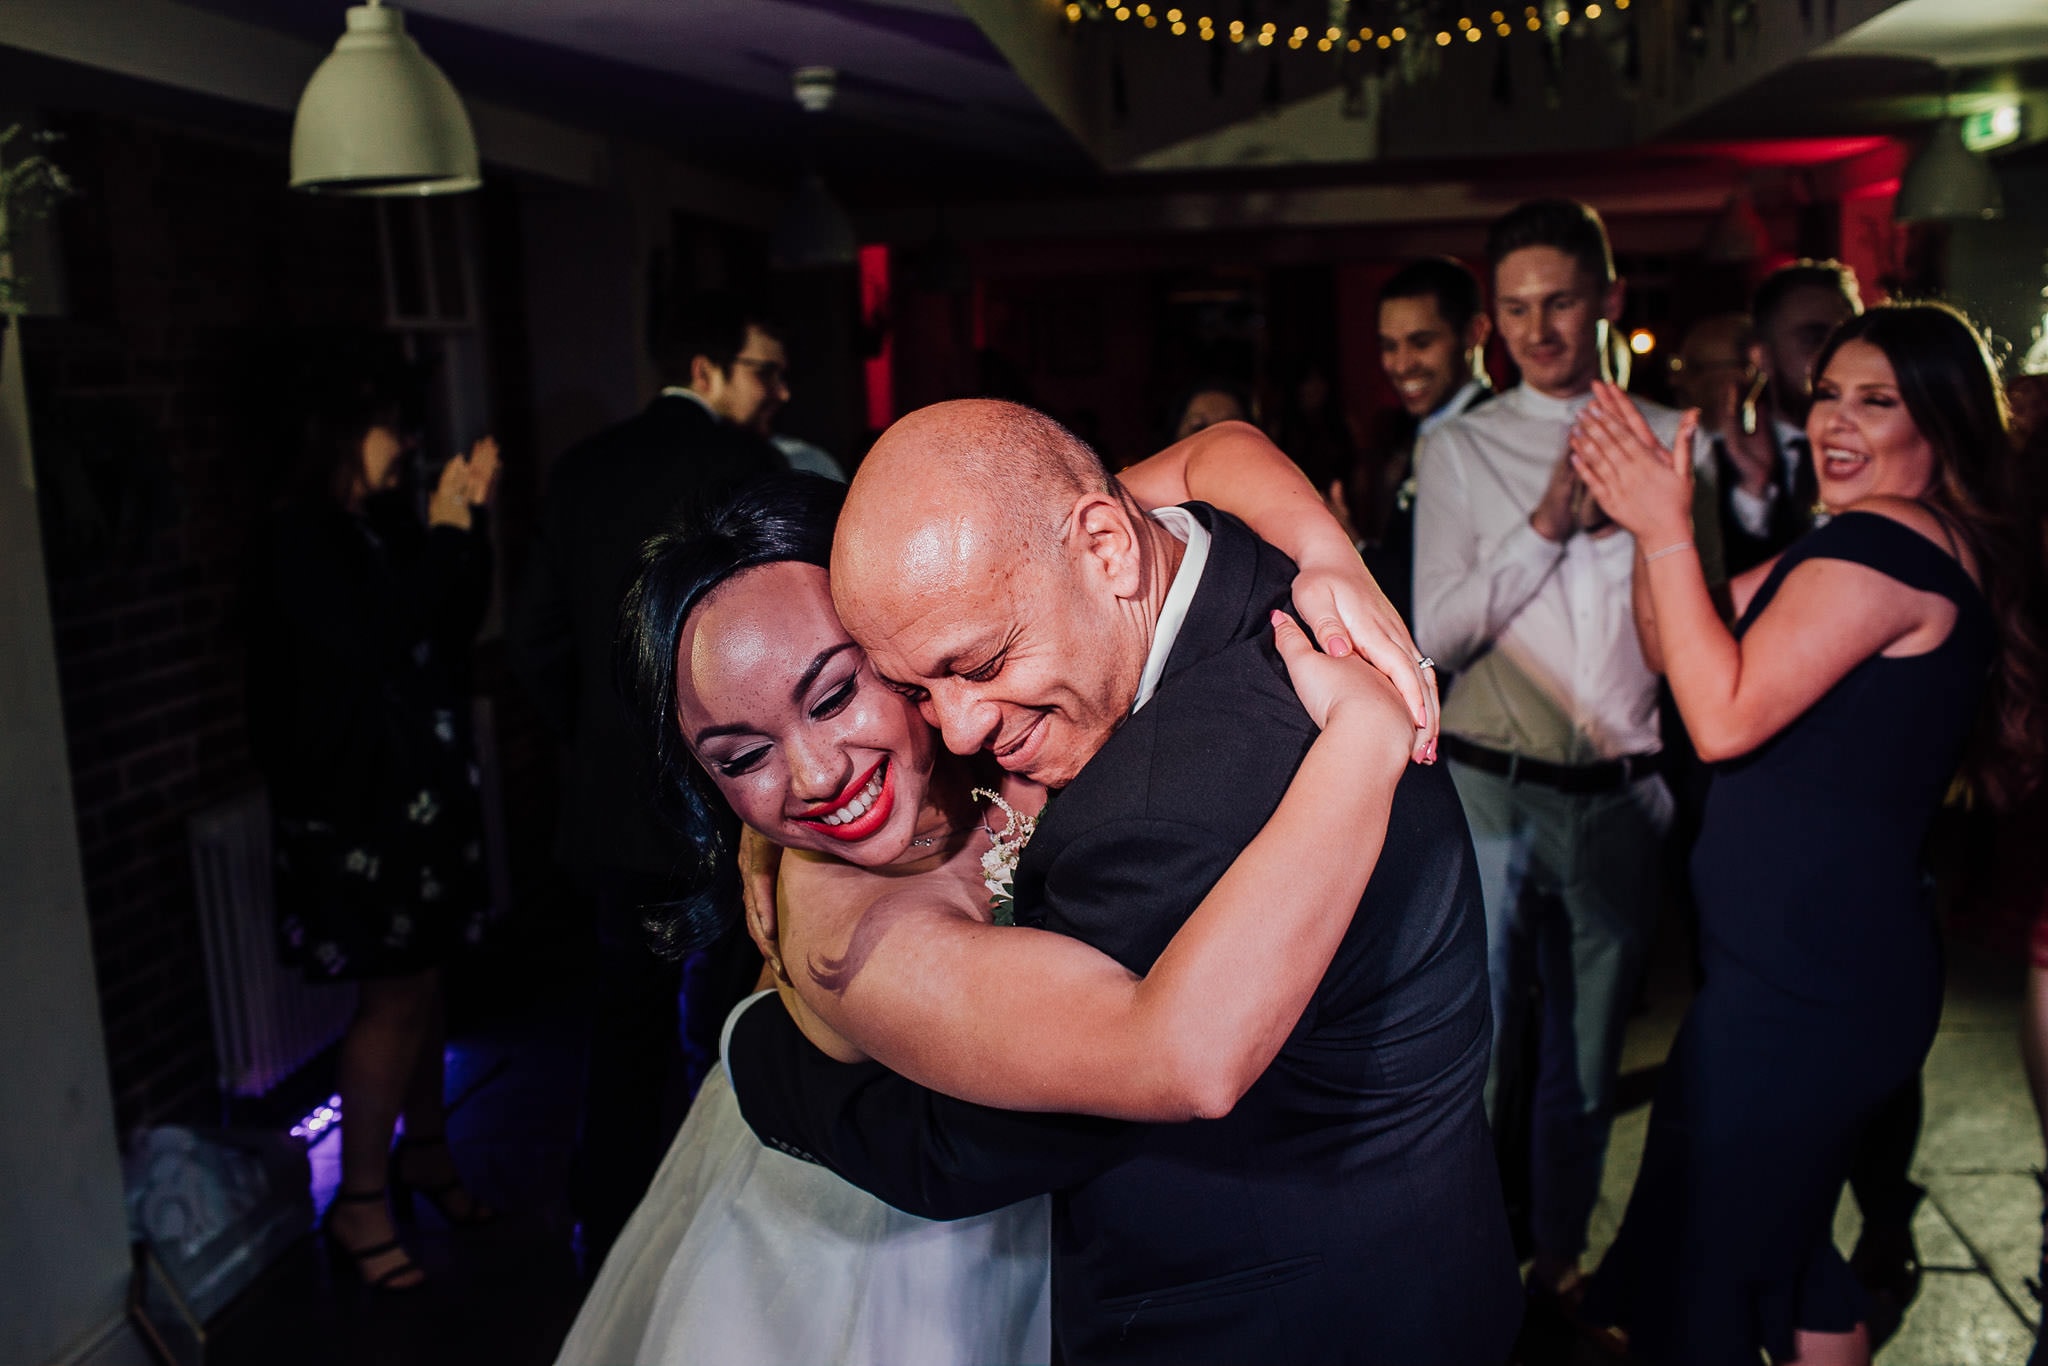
[1411,426,1568,672]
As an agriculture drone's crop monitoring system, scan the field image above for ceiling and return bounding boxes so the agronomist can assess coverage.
[1665,0,2048,139]
[167,0,2045,213]
[1824,0,2048,65]
[178,0,1093,181]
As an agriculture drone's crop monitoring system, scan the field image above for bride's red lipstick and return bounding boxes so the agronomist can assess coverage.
[793,758,895,842]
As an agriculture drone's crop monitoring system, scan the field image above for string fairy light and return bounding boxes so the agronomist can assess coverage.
[1058,0,1626,51]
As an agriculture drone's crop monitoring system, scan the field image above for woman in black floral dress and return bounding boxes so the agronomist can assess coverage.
[245,378,499,1290]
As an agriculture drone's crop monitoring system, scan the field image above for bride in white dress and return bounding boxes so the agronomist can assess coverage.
[555,1063,1052,1366]
[554,416,1436,1366]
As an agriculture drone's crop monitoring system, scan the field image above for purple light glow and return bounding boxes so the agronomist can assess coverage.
[289,1094,343,1142]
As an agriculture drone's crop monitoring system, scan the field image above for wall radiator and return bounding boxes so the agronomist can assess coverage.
[189,790,357,1099]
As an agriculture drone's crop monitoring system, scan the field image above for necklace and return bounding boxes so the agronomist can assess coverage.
[909,768,993,849]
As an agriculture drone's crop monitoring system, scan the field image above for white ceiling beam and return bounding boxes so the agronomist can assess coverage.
[1823,0,2048,67]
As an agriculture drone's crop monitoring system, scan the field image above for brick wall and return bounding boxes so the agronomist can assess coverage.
[23,111,540,1133]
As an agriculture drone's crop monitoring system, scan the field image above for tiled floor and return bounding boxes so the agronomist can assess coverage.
[1589,934,2044,1365]
[200,922,2043,1366]
[207,981,595,1366]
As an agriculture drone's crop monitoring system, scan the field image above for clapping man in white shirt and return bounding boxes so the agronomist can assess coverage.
[1412,198,1714,1308]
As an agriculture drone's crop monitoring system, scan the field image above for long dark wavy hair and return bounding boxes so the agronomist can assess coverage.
[616,473,848,955]
[1811,301,2048,807]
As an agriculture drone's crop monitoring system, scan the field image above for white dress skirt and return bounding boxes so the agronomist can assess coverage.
[554,1064,1053,1366]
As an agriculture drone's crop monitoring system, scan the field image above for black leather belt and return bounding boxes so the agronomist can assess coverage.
[1439,734,1661,795]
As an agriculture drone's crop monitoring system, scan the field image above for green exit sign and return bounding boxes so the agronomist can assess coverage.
[1962,105,2023,153]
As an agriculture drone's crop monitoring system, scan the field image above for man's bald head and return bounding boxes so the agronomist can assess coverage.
[840,399,1113,575]
[831,399,1177,787]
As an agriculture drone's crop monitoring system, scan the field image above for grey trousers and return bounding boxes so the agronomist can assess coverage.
[1450,758,1672,1262]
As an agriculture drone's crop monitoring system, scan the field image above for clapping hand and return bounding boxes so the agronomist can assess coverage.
[427,436,501,531]
[1569,381,1698,550]
[1530,446,1583,544]
[464,436,501,508]
[1710,376,1778,499]
[1289,557,1440,764]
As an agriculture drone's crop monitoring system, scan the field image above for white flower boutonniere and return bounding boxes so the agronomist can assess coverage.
[1395,474,1419,514]
[972,788,1038,927]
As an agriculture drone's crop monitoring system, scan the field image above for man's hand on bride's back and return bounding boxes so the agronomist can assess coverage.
[1289,556,1439,764]
[1270,611,1417,776]
[738,826,786,976]
[736,825,870,1065]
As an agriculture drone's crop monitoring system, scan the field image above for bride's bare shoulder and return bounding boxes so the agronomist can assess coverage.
[779,847,989,958]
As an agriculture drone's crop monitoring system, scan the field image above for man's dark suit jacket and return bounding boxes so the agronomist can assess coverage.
[728,505,1522,1365]
[1362,384,1490,629]
[1359,407,1422,628]
[508,394,785,880]
[1713,430,1814,577]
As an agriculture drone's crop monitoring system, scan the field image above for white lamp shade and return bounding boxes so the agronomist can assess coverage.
[1895,119,2003,222]
[290,4,481,196]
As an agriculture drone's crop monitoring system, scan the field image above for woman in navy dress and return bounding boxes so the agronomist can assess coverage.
[1567,302,2045,1364]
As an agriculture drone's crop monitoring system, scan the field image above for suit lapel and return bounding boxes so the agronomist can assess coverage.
[1152,504,1274,696]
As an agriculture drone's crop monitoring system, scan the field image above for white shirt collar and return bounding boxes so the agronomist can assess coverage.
[660,385,719,420]
[1418,377,1491,438]
[1131,505,1211,714]
[1504,382,1593,423]
[1774,415,1806,457]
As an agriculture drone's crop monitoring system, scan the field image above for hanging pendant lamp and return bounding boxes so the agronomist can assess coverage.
[290,1,481,196]
[772,173,858,270]
[771,68,856,270]
[1895,117,2003,223]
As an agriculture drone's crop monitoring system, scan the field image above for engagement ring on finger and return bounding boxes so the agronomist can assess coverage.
[1416,656,1436,671]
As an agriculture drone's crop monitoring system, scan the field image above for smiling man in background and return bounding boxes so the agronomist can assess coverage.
[1356,256,1495,626]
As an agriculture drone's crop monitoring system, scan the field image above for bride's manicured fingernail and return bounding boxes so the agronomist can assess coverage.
[1329,635,1351,657]
[1270,609,1288,627]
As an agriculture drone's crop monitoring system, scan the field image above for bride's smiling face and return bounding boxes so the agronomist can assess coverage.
[675,560,937,867]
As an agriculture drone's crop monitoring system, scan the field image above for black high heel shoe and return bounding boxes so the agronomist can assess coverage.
[321,1187,425,1292]
[390,1133,498,1228]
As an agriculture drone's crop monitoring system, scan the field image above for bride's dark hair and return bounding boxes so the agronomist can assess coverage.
[616,473,848,956]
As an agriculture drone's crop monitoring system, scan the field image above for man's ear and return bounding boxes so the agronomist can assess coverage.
[1600,276,1628,327]
[1744,336,1770,381]
[1464,312,1493,366]
[689,353,722,394]
[1068,492,1146,600]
